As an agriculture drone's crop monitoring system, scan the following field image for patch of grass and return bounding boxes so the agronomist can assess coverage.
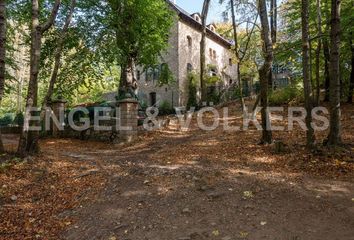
[0,155,24,173]
[269,85,304,106]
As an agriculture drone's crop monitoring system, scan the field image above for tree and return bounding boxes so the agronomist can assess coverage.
[315,0,323,105]
[270,0,277,44]
[327,0,342,146]
[41,0,76,116]
[17,0,61,157]
[301,0,315,147]
[107,0,174,98]
[230,0,245,111]
[258,0,273,144]
[0,0,6,153]
[200,0,211,103]
[347,32,353,103]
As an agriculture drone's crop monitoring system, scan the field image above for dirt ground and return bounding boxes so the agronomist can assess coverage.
[1,103,354,240]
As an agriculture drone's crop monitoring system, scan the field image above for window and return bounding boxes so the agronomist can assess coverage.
[146,66,161,82]
[209,48,213,57]
[187,36,192,48]
[153,67,160,81]
[229,79,233,85]
[187,63,193,73]
[213,50,217,59]
[229,58,233,66]
[150,92,157,106]
[209,66,217,76]
[194,15,201,22]
[137,70,141,81]
[209,25,216,32]
[146,67,154,82]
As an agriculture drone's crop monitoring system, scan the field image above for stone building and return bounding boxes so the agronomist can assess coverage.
[135,0,238,108]
[102,1,237,107]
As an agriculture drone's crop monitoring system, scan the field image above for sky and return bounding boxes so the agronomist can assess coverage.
[174,0,227,23]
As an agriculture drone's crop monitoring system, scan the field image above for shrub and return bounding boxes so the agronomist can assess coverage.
[159,100,174,115]
[269,85,303,105]
[0,114,14,127]
[13,113,24,126]
[187,72,198,108]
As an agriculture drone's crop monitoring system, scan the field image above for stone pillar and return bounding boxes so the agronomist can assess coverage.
[51,97,67,138]
[118,97,138,142]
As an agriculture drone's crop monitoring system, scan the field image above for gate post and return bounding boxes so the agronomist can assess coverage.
[51,96,67,138]
[118,96,138,142]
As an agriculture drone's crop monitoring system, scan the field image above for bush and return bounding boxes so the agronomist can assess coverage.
[187,72,198,108]
[13,113,24,126]
[159,100,174,115]
[0,114,14,127]
[269,85,303,105]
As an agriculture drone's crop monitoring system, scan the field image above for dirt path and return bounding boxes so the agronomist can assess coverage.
[2,103,354,240]
[45,128,354,240]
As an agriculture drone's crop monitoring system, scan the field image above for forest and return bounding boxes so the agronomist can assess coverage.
[0,0,353,239]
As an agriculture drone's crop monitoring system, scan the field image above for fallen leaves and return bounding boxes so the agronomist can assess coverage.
[0,147,106,240]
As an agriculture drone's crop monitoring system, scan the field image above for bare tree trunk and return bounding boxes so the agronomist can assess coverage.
[230,0,245,112]
[301,0,316,148]
[347,33,354,103]
[323,0,331,102]
[0,0,6,153]
[270,0,277,44]
[268,0,277,90]
[323,38,331,101]
[315,0,323,105]
[18,0,61,157]
[327,0,342,146]
[41,0,76,119]
[258,0,273,144]
[200,0,211,103]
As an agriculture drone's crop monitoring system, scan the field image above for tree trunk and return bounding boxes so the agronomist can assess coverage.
[270,0,277,44]
[327,0,342,146]
[230,0,245,112]
[17,0,61,157]
[323,38,331,101]
[0,0,6,153]
[119,56,137,98]
[315,0,322,105]
[323,0,331,102]
[258,0,273,144]
[347,33,353,103]
[200,0,211,103]
[41,0,76,118]
[301,0,316,148]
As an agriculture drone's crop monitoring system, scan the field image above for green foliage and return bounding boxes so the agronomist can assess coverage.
[158,63,175,87]
[206,88,221,105]
[269,84,304,106]
[158,100,174,116]
[13,113,24,126]
[105,0,176,67]
[0,113,14,127]
[187,72,198,108]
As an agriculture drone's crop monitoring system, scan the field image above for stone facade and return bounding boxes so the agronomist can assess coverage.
[136,1,238,107]
[104,1,238,108]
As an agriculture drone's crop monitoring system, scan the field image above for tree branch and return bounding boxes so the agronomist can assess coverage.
[40,0,61,33]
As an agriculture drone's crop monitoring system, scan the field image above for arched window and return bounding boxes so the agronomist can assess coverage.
[187,36,192,48]
[187,63,193,73]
